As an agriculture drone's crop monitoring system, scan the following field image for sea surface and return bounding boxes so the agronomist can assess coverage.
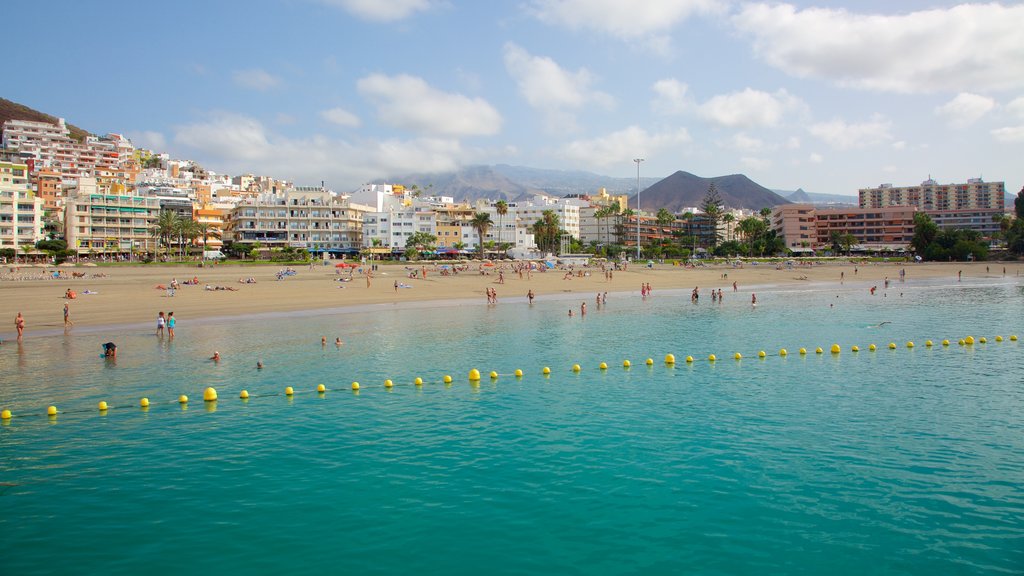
[2,275,1023,575]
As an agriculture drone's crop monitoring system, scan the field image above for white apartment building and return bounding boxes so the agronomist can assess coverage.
[512,196,582,239]
[0,160,44,253]
[63,177,160,256]
[224,188,368,255]
[859,178,1004,211]
[362,204,438,251]
[2,118,136,184]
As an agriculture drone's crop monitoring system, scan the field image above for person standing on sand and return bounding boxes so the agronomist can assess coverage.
[167,311,175,339]
[15,312,25,339]
[366,269,372,288]
[156,311,165,337]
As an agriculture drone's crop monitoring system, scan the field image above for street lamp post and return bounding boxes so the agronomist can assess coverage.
[634,158,644,261]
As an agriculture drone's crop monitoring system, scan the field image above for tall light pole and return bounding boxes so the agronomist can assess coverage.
[634,158,644,261]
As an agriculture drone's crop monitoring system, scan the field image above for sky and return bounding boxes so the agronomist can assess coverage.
[8,0,1024,197]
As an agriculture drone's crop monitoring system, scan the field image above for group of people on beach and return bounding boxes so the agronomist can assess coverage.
[156,311,176,339]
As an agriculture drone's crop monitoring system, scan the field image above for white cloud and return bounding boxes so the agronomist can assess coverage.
[808,116,892,150]
[699,88,804,128]
[891,141,907,151]
[172,111,474,186]
[321,107,361,128]
[786,136,800,150]
[529,0,721,45]
[503,43,613,132]
[232,69,281,91]
[559,126,690,167]
[129,130,166,151]
[935,93,995,128]
[651,79,692,115]
[357,73,501,137]
[808,152,823,164]
[991,126,1024,143]
[740,156,771,170]
[315,0,432,21]
[730,133,764,153]
[1005,96,1024,121]
[732,3,1024,93]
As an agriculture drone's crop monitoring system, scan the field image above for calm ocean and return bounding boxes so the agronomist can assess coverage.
[2,276,1022,574]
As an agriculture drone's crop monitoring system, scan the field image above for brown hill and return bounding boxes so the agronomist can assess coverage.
[633,171,790,212]
[0,97,91,142]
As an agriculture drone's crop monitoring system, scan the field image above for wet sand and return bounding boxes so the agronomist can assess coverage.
[0,260,1017,339]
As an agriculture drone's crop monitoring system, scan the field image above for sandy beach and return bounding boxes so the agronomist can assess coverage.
[0,259,1018,339]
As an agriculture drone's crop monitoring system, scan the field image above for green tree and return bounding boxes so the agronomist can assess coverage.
[700,183,724,248]
[470,212,493,258]
[656,208,675,246]
[196,222,220,256]
[1015,185,1024,219]
[722,213,735,242]
[151,210,180,258]
[405,231,438,259]
[495,200,508,248]
[532,210,561,253]
[911,212,939,254]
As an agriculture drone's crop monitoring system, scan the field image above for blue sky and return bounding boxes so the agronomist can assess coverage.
[8,0,1024,197]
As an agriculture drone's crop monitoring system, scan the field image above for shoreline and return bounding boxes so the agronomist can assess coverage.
[1,260,1020,341]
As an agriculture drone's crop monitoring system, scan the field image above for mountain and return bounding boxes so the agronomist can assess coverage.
[775,188,860,206]
[0,97,91,142]
[489,164,658,196]
[637,171,790,212]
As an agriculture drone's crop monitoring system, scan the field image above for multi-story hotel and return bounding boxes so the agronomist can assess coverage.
[0,160,44,253]
[63,177,160,256]
[772,204,917,252]
[2,119,137,184]
[859,178,1004,211]
[224,188,368,255]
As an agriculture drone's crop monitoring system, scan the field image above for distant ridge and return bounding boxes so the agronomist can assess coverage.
[774,188,859,206]
[0,97,91,142]
[637,171,790,212]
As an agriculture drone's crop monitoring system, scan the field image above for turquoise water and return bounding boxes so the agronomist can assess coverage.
[2,277,1023,574]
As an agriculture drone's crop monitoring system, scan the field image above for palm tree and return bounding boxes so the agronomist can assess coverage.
[656,208,675,247]
[174,218,200,259]
[196,222,221,256]
[470,212,493,259]
[495,200,508,249]
[151,210,180,259]
[722,213,735,243]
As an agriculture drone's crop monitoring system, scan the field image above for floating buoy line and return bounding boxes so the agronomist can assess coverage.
[1,334,1016,424]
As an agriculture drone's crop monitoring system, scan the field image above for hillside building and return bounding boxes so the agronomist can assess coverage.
[224,188,368,255]
[0,160,44,254]
[63,177,160,257]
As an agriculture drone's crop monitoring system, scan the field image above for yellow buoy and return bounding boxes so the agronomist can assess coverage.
[1011,335,1018,341]
[733,352,742,360]
[708,354,717,362]
[47,405,58,416]
[1,409,11,420]
[623,360,631,368]
[851,345,859,352]
[98,401,108,411]
[515,369,523,377]
[599,362,607,370]
[646,358,654,366]
[758,350,766,358]
[443,375,453,383]
[779,348,788,357]
[799,348,807,355]
[204,387,218,401]
[572,364,581,372]
[317,384,326,393]
[490,371,499,379]
[542,367,551,374]
[869,344,877,351]
[965,336,975,345]
[942,339,950,346]
[140,397,150,408]
[468,369,481,381]
[285,386,294,396]
[925,340,933,347]
[178,395,188,404]
[239,390,249,399]
[685,355,694,363]
[815,347,823,354]
[830,344,841,354]
[958,339,965,346]
[888,342,896,349]
[995,335,1003,342]
[665,354,676,364]
[351,382,360,391]
[384,379,393,388]
[415,377,424,385]
[979,337,987,343]
[906,341,914,348]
